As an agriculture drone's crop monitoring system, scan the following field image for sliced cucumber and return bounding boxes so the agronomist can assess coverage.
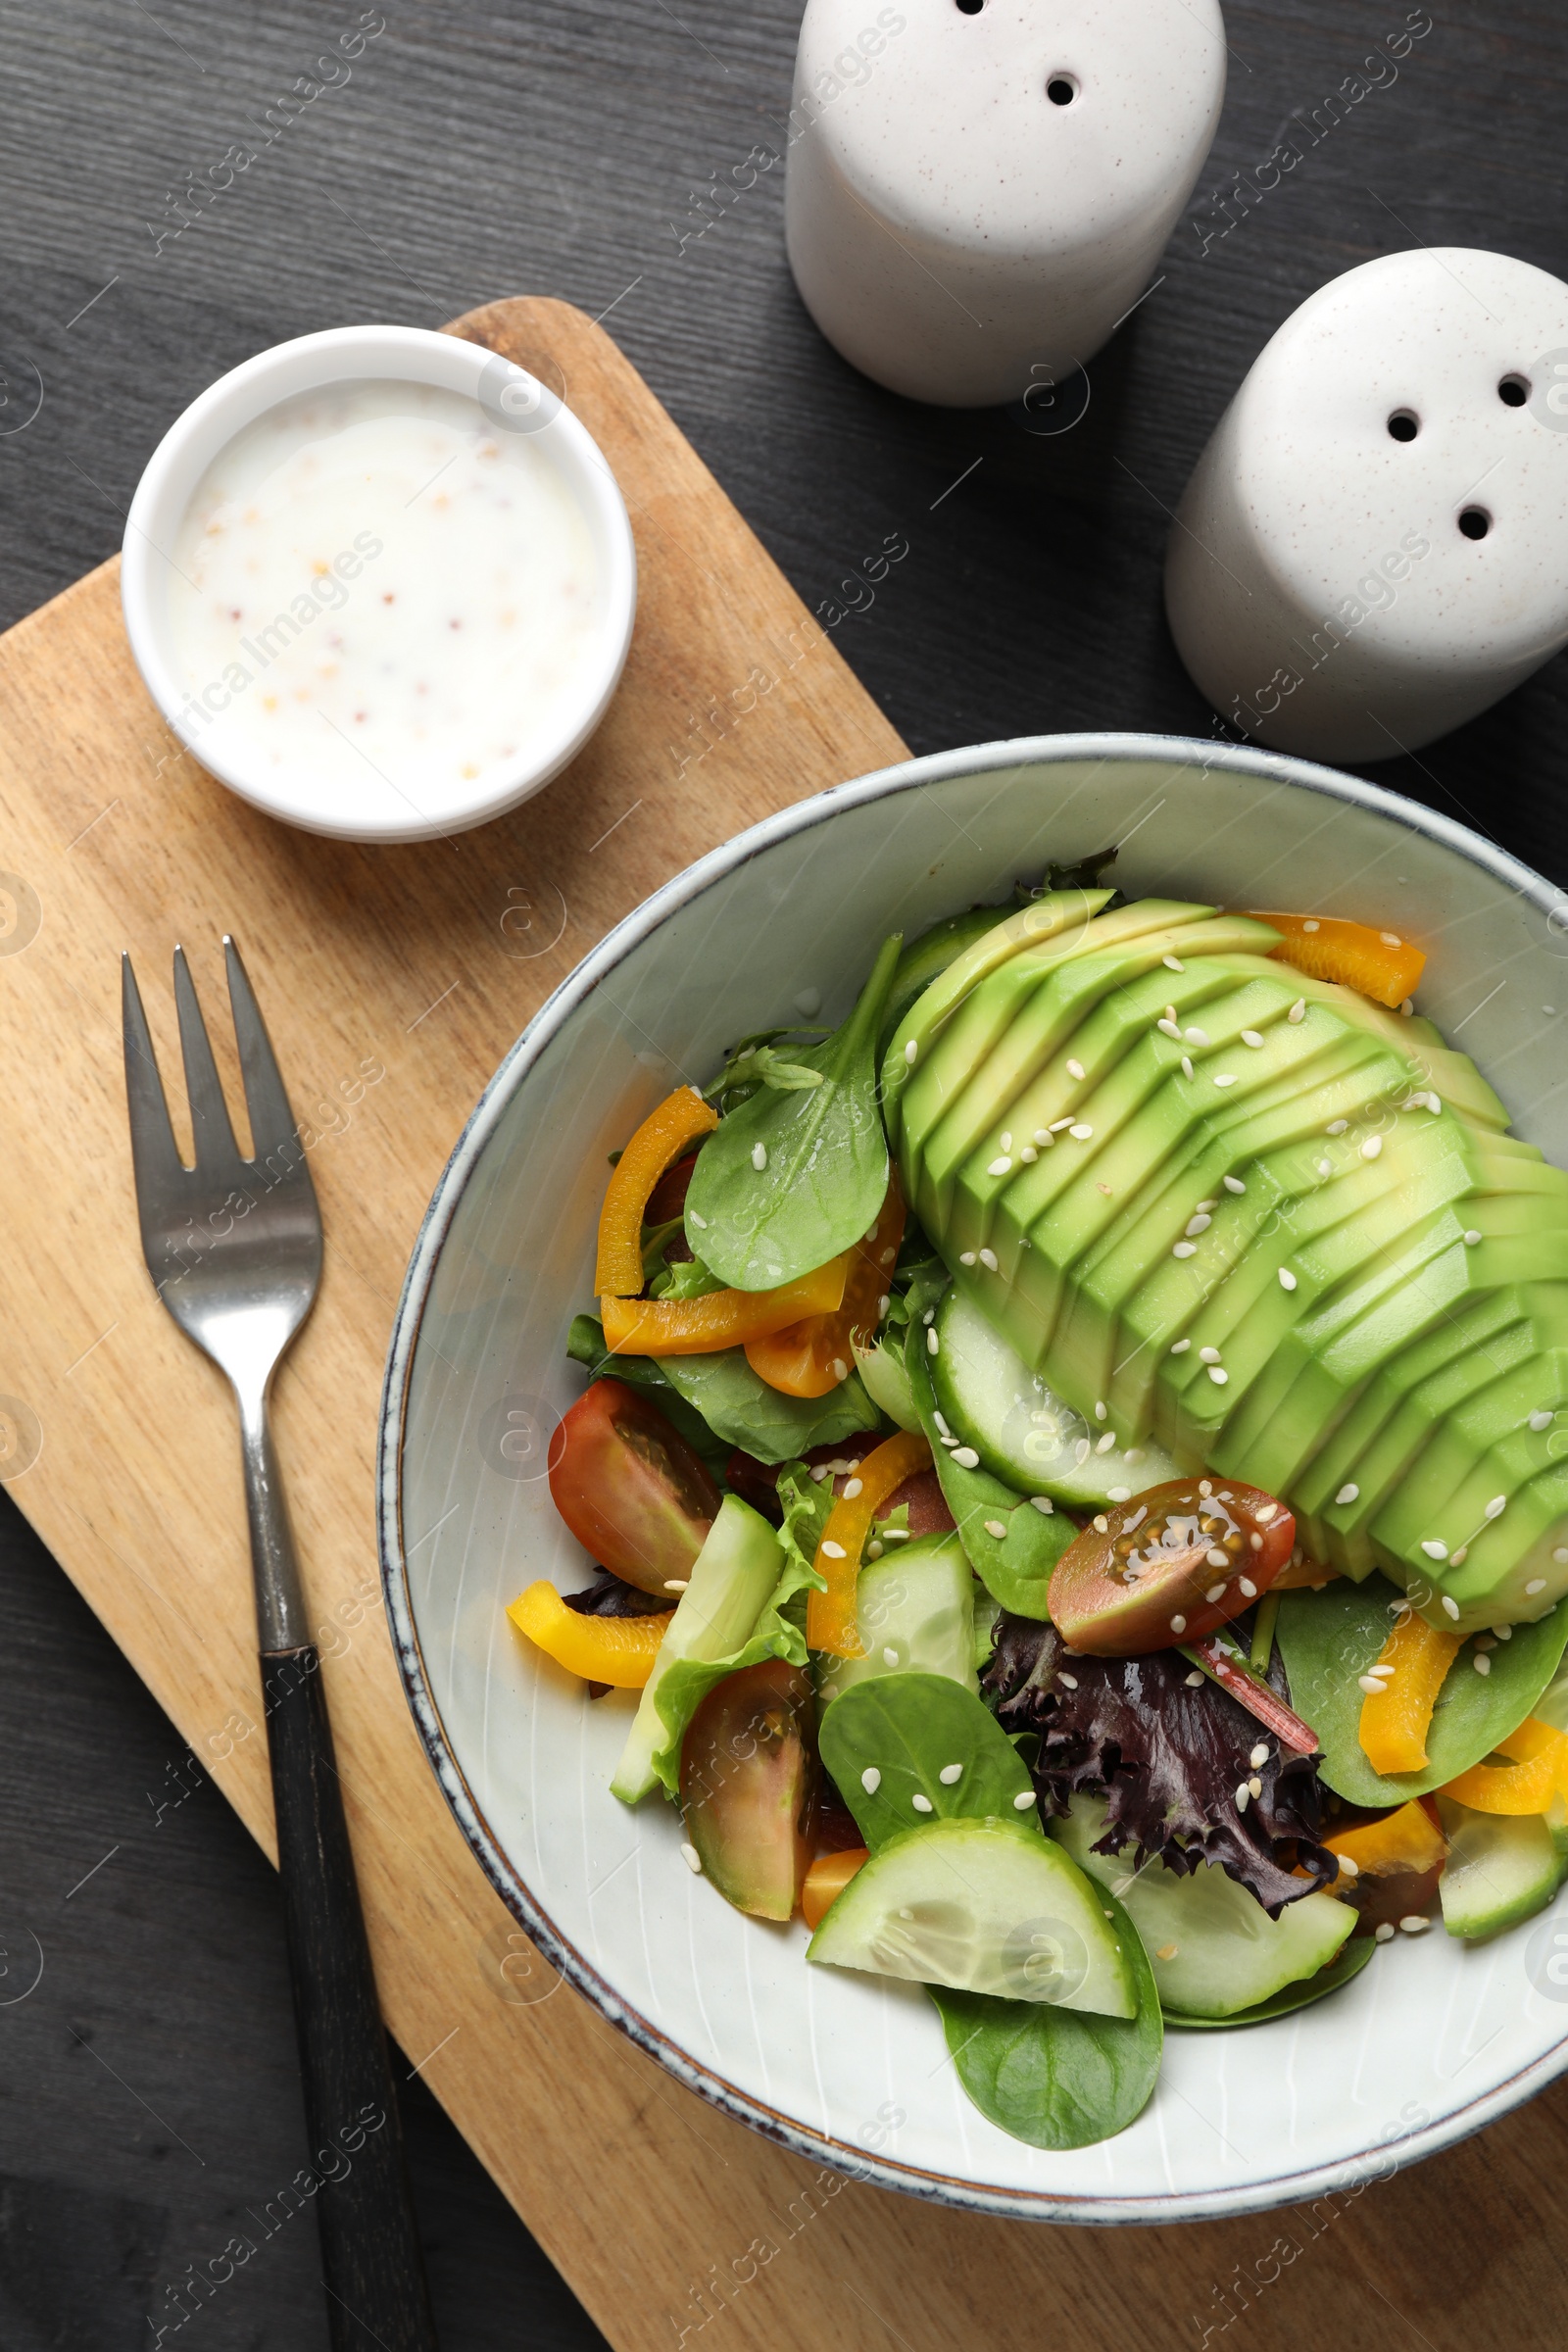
[931,1287,1180,1507]
[853,1335,921,1433]
[1163,1933,1374,2029]
[1051,1797,1353,2020]
[1436,1795,1568,1940]
[611,1495,782,1804]
[816,1534,977,1705]
[808,1815,1137,2016]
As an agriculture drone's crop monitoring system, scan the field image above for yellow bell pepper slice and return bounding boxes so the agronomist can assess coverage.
[745,1172,906,1398]
[1357,1610,1461,1774]
[508,1581,666,1688]
[595,1087,718,1299]
[1440,1717,1568,1813]
[1325,1798,1446,1882]
[601,1254,848,1356]
[806,1428,932,1659]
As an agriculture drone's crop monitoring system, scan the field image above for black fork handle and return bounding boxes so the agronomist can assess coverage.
[262,1643,441,2351]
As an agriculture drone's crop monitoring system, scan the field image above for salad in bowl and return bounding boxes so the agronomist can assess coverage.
[504,846,1568,2156]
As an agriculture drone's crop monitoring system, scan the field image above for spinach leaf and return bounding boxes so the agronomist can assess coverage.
[1161,1933,1374,2031]
[818,1671,1036,1850]
[565,1313,729,1472]
[658,1348,882,1466]
[643,1467,826,1796]
[906,1316,1073,1616]
[928,1885,1161,2150]
[685,935,902,1291]
[1276,1576,1568,1805]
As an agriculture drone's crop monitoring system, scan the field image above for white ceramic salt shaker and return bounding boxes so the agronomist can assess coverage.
[1165,248,1568,763]
[783,0,1225,409]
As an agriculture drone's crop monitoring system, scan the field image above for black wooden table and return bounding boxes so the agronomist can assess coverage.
[1,3,1564,2343]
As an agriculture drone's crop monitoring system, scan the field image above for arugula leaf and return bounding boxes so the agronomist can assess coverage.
[818,1671,1035,1850]
[1276,1576,1568,1806]
[565,1313,729,1472]
[905,1316,1073,1615]
[1161,1933,1374,2031]
[657,1347,882,1466]
[703,1038,827,1107]
[684,936,903,1291]
[928,1885,1161,2150]
[651,1253,726,1302]
[643,1467,827,1796]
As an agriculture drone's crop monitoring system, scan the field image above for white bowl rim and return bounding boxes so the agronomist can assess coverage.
[376,727,1568,2224]
[121,322,637,843]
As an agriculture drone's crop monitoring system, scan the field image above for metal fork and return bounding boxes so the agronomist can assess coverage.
[122,937,439,2352]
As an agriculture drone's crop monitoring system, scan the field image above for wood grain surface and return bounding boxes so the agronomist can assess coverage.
[1,286,1566,2352]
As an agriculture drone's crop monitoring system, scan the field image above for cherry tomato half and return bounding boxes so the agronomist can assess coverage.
[680,1659,816,1920]
[548,1378,720,1596]
[1048,1478,1296,1656]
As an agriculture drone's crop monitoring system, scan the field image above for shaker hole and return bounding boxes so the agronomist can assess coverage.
[1387,410,1419,442]
[1498,373,1530,407]
[954,0,985,14]
[1458,507,1492,541]
[1047,74,1079,104]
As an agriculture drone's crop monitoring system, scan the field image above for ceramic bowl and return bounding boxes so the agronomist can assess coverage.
[378,732,1568,2222]
[121,324,636,843]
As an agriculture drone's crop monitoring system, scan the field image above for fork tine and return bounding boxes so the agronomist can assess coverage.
[172,945,241,1165]
[122,952,185,1190]
[224,936,307,1177]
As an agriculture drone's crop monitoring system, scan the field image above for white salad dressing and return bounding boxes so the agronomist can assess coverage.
[165,379,603,824]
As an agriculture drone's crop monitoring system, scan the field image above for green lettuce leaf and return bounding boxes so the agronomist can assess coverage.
[657,1347,881,1466]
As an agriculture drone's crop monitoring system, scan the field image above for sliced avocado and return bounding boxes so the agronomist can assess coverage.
[877,906,1017,1063]
[1437,1796,1568,1939]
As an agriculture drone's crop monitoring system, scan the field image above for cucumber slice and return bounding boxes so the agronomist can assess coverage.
[931,1287,1180,1506]
[816,1534,977,1705]
[1051,1797,1353,2019]
[610,1495,783,1804]
[1437,1795,1568,1940]
[808,1815,1137,2015]
[1163,1933,1374,2029]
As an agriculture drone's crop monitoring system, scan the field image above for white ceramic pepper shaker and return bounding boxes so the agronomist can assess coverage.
[783,0,1225,410]
[1165,248,1568,763]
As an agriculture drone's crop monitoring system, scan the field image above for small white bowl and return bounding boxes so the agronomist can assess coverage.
[122,324,637,844]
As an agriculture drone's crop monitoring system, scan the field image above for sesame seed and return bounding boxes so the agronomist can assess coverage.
[1173,1241,1197,1258]
[1057,1673,1080,1693]
[664,1579,690,1592]
[861,1766,881,1793]
[1473,1653,1492,1675]
[881,1247,896,1265]
[979,1248,999,1272]
[952,1446,980,1469]
[983,1518,1007,1539]
[842,1477,863,1498]
[1200,1346,1222,1364]
[1374,1921,1395,1941]
[1249,1776,1263,1798]
[1205,1583,1227,1602]
[1200,1480,1212,1495]
[1214,1074,1237,1088]
[1186,1671,1204,1687]
[1186,1027,1210,1048]
[1485,1495,1507,1519]
[1069,1123,1094,1141]
[689,1208,708,1229]
[959,1250,977,1265]
[1208,1366,1229,1385]
[821,1541,847,1559]
[1250,1742,1269,1767]
[877,1295,891,1318]
[1381,931,1402,948]
[1096,1432,1116,1453]
[1157,1018,1182,1040]
[1049,1116,1075,1132]
[1196,1199,1217,1212]
[1287,999,1305,1023]
[1235,1784,1250,1811]
[1239,1576,1257,1598]
[988,1155,1013,1177]
[911,1792,933,1813]
[1302,919,1320,934]
[1095,1399,1107,1420]
[927,1328,940,1355]
[1421,1540,1448,1560]
[1171,1338,1192,1352]
[1094,1514,1109,1534]
[1557,1549,1568,1566]
[752,1143,768,1170]
[1399,1915,1432,1935]
[1155,1941,1179,1961]
[1187,1214,1212,1237]
[1442,1594,1461,1619]
[1528,1578,1548,1593]
[1030,1495,1054,1514]
[1164,955,1185,971]
[832,1356,848,1382]
[1279,1268,1298,1291]
[1250,1532,1263,1550]
[904,1040,918,1064]
[933,1410,951,1436]
[1362,1136,1383,1160]
[936,1765,965,1788]
[1020,1145,1039,1162]
[1337,1853,1359,1878]
[1066,1059,1086,1081]
[1171,1614,1187,1634]
[1317,1158,1333,1178]
[1107,1485,1132,1502]
[1181,1056,1195,1080]
[1493,1624,1513,1640]
[1255,1503,1279,1523]
[1224,1175,1247,1193]
[1242,1030,1264,1048]
[1000,1132,1012,1152]
[1012,1789,1036,1811]
[1336,1484,1359,1506]
[1530,1410,1553,1432]
[1327,1119,1348,1135]
[1464,1229,1482,1247]
[681,1842,703,1873]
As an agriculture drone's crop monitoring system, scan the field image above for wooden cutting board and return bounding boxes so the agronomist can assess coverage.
[0,294,1564,2352]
